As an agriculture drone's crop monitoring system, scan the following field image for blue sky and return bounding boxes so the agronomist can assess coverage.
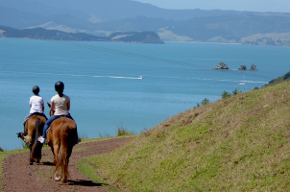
[133,0,290,12]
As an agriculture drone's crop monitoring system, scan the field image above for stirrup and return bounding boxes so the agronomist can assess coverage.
[37,136,45,144]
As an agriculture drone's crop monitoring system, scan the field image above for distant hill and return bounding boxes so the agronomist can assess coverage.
[0,26,108,41]
[83,72,290,191]
[0,26,163,44]
[1,0,290,45]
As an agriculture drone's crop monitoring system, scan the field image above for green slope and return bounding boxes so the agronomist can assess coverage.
[82,79,290,191]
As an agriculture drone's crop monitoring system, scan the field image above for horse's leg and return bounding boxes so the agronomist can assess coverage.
[50,147,55,156]
[23,121,33,144]
[29,143,34,165]
[53,143,59,165]
[25,122,36,165]
[53,136,62,181]
[30,118,44,164]
[60,136,69,183]
[53,144,61,181]
[47,132,55,157]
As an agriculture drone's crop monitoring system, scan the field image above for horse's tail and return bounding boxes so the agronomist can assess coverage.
[56,129,69,183]
[35,118,44,139]
[30,118,44,163]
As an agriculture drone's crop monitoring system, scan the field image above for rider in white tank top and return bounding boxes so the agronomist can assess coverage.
[51,94,70,115]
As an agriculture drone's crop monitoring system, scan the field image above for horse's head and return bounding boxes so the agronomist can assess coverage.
[47,102,54,117]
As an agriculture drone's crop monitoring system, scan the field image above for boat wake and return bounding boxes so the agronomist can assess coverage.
[195,77,267,84]
[96,75,143,80]
[2,70,267,84]
[147,75,267,84]
[2,70,143,80]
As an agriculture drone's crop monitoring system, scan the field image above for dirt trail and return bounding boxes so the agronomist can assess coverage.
[1,137,132,192]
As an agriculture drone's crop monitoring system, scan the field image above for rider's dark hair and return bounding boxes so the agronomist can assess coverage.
[32,85,40,95]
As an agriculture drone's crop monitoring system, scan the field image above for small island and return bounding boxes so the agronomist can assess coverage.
[206,62,258,71]
[238,64,258,71]
[215,62,230,70]
[238,65,247,70]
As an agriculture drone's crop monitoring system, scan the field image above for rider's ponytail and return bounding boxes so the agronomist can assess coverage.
[55,81,64,97]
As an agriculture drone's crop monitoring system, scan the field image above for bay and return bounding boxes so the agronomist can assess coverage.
[0,38,289,151]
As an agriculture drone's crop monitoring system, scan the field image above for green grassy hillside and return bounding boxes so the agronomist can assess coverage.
[263,71,290,88]
[83,80,290,191]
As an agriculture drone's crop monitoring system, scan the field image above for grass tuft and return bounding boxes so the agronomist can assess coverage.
[117,123,134,136]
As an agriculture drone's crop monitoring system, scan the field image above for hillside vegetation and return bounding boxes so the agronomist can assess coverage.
[263,71,290,88]
[82,78,290,191]
[0,26,163,44]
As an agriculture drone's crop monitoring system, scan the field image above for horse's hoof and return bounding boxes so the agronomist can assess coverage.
[30,159,34,165]
[54,174,61,181]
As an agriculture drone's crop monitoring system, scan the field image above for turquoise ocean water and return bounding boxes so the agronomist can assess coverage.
[0,38,289,151]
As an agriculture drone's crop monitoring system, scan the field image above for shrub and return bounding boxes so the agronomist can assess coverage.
[221,91,231,99]
[117,123,134,136]
[253,86,260,90]
[232,89,241,95]
[201,98,210,105]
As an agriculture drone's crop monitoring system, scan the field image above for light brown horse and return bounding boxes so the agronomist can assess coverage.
[47,103,79,183]
[19,114,46,164]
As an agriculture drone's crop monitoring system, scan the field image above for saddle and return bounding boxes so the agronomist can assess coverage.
[31,112,48,120]
[46,114,75,133]
[23,112,48,126]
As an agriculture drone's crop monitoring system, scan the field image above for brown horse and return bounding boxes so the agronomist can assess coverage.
[46,103,79,183]
[18,115,46,164]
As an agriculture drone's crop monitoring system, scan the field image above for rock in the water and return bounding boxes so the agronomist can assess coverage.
[249,64,258,71]
[215,62,229,70]
[238,65,247,70]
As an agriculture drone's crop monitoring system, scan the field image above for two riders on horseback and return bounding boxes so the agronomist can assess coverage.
[20,81,80,145]
[19,81,80,182]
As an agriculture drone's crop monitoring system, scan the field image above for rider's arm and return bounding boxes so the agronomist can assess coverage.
[67,100,70,111]
[51,102,55,115]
